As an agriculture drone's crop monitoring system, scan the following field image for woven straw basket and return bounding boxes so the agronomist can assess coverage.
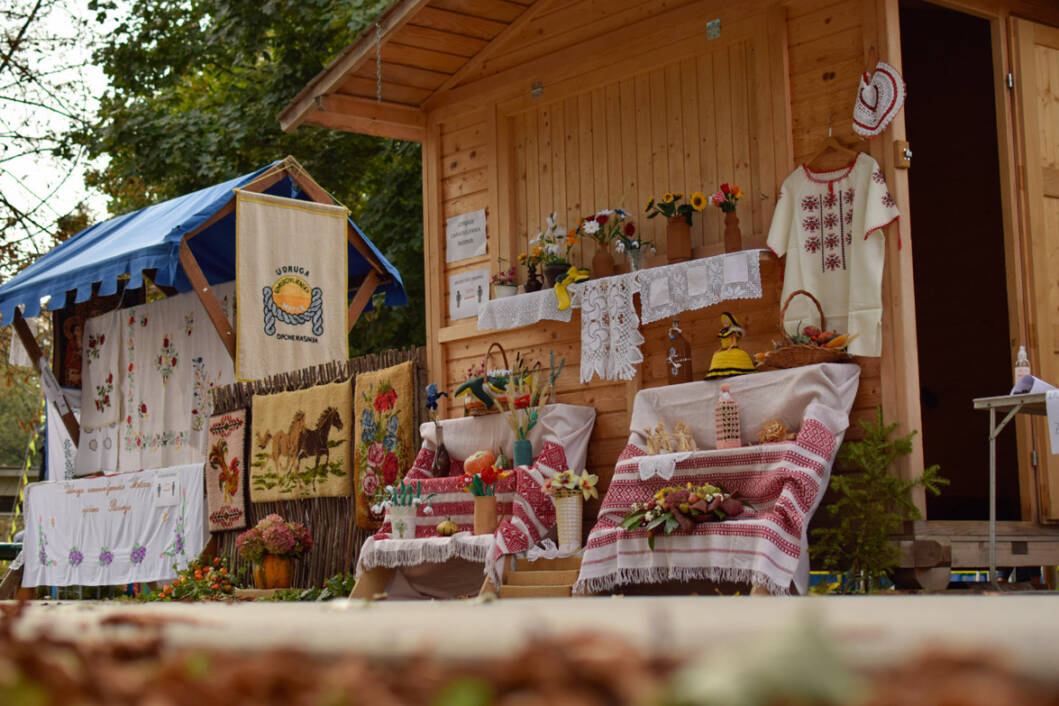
[555,494,583,551]
[464,342,510,417]
[759,289,849,370]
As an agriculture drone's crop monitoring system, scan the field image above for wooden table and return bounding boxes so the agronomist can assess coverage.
[972,392,1049,588]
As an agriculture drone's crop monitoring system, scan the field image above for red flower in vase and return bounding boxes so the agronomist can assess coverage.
[624,222,636,236]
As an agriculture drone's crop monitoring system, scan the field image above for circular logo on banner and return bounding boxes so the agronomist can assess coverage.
[271,276,312,315]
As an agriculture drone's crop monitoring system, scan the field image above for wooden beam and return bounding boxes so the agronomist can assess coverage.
[179,238,236,360]
[422,0,562,109]
[14,308,79,445]
[278,0,436,131]
[183,200,235,240]
[347,270,382,332]
[303,94,426,142]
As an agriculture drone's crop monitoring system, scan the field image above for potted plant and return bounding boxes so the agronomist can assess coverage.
[531,211,579,286]
[710,183,744,253]
[613,220,655,272]
[497,351,565,467]
[374,481,434,539]
[576,208,631,277]
[541,469,599,551]
[236,514,313,589]
[518,247,543,292]
[491,257,519,297]
[459,464,512,535]
[644,191,707,263]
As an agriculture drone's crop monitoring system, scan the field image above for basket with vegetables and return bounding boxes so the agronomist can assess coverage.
[756,289,857,370]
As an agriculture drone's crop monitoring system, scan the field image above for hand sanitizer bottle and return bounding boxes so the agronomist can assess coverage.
[1014,345,1031,385]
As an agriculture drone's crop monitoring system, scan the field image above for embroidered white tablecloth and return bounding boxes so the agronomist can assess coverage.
[357,532,493,576]
[576,363,860,596]
[22,463,207,587]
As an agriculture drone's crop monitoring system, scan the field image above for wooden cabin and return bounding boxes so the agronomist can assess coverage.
[280,0,1059,576]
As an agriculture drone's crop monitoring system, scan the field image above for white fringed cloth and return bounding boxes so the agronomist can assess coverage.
[574,363,860,596]
[358,442,570,583]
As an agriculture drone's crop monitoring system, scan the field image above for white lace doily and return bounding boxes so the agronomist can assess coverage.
[578,275,643,383]
[638,250,763,324]
[477,289,573,331]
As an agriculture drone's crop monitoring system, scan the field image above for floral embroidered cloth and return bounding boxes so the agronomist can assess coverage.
[576,363,860,596]
[235,190,349,381]
[206,409,248,531]
[353,361,416,529]
[250,380,353,502]
[767,153,900,357]
[118,283,235,472]
[81,309,121,430]
[21,463,206,587]
[47,388,79,481]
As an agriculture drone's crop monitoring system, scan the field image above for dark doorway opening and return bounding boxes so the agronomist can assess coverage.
[900,1,1020,520]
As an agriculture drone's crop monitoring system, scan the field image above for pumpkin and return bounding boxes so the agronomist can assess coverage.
[464,450,497,475]
[436,518,459,537]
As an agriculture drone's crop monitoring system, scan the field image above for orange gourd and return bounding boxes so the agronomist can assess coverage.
[464,450,497,475]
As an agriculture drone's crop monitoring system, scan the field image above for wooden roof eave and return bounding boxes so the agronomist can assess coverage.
[277,0,430,139]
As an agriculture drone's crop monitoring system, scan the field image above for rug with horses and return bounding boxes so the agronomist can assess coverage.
[353,361,415,529]
[250,380,352,501]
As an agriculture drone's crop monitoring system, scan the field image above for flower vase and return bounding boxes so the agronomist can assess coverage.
[666,215,692,264]
[493,283,518,298]
[524,265,543,292]
[626,247,645,271]
[253,555,293,589]
[513,438,533,468]
[543,262,568,287]
[723,210,742,253]
[431,425,450,477]
[555,494,583,551]
[474,495,498,535]
[388,505,418,539]
[591,241,615,278]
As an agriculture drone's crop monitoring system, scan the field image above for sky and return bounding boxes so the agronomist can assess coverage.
[1,1,111,262]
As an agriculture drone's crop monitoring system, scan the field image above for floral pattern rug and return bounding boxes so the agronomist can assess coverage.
[353,361,414,529]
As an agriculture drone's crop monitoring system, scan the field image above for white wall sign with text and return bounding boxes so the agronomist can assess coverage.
[445,209,487,263]
[448,268,490,321]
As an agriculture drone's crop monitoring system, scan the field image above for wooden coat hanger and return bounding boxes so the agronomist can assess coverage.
[806,113,860,172]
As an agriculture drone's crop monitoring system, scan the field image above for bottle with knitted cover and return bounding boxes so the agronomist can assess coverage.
[715,384,741,449]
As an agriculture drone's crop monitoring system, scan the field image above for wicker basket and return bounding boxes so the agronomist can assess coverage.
[463,342,510,417]
[759,289,850,370]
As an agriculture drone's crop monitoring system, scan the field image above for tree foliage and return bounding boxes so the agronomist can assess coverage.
[75,0,425,352]
[810,408,948,593]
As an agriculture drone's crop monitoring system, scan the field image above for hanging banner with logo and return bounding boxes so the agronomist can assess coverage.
[235,190,349,381]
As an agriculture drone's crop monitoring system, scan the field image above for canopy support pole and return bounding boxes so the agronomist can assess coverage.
[180,236,236,361]
[347,270,381,332]
[14,309,79,446]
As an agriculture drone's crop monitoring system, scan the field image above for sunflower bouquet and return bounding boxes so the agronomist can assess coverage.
[644,191,707,226]
[620,482,743,549]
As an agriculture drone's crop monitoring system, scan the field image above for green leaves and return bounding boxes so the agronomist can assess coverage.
[810,407,949,593]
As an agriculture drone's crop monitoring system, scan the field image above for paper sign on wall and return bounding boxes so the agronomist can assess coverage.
[445,209,487,263]
[153,469,180,507]
[449,268,490,321]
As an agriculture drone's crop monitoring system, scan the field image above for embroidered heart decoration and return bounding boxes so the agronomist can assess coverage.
[852,61,906,138]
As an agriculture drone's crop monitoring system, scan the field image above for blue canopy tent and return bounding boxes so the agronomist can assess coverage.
[0,157,407,446]
[0,157,406,326]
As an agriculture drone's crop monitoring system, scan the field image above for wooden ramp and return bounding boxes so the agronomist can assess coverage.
[494,555,582,599]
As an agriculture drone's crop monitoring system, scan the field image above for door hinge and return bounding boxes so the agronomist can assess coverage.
[1007,72,1014,89]
[1032,448,1039,468]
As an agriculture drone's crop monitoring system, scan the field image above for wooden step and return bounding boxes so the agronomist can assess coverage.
[498,583,573,599]
[504,569,581,586]
[514,555,582,572]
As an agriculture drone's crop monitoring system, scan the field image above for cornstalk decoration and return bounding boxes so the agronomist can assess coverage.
[499,352,565,440]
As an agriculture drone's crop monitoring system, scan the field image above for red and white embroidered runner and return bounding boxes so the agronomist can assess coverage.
[575,420,837,595]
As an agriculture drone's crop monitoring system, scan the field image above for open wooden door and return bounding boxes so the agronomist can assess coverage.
[1012,18,1059,522]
